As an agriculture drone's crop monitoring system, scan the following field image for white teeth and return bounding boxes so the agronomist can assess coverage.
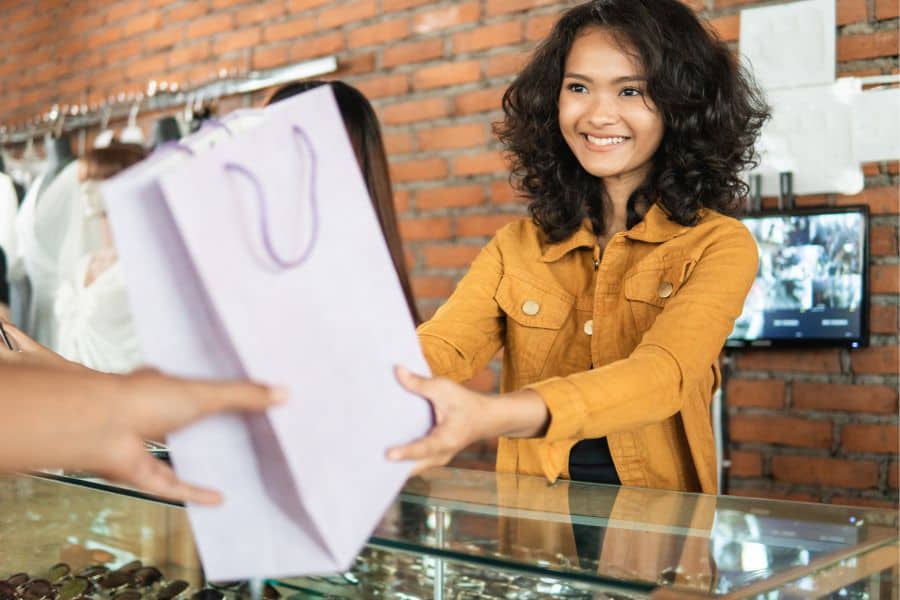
[586,135,626,146]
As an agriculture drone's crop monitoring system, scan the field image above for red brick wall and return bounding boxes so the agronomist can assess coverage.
[0,0,896,506]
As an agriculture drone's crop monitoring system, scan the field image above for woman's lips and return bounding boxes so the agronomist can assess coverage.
[582,133,630,152]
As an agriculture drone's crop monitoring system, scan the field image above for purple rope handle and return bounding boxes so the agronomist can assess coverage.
[201,117,233,135]
[223,125,318,270]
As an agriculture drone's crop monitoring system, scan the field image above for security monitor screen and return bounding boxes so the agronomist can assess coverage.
[727,207,868,348]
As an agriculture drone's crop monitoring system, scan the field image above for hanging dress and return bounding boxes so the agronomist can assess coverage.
[55,255,142,373]
[13,162,83,349]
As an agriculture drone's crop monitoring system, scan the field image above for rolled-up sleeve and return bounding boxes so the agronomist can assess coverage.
[528,224,758,459]
[417,236,506,383]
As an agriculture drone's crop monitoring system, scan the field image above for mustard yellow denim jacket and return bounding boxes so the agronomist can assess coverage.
[417,204,758,493]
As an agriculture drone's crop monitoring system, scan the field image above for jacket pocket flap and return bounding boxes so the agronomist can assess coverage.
[623,263,690,308]
[495,274,573,329]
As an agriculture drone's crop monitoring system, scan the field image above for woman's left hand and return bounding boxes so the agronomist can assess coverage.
[386,367,492,475]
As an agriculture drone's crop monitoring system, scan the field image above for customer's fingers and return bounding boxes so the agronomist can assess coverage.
[1,322,88,370]
[124,370,286,438]
[104,440,222,505]
[183,378,288,415]
[2,322,47,354]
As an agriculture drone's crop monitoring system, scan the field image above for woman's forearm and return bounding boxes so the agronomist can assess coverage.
[485,389,550,439]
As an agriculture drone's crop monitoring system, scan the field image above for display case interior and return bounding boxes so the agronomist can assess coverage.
[0,469,896,599]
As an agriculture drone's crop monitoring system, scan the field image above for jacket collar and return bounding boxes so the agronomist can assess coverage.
[539,204,695,263]
[539,219,596,263]
[623,203,694,243]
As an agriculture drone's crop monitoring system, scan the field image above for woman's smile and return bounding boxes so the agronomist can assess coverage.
[581,134,631,151]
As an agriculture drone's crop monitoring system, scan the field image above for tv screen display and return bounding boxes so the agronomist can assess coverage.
[726,206,869,348]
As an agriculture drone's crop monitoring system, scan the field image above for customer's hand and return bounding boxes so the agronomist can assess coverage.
[0,364,284,505]
[88,368,286,505]
[0,321,87,371]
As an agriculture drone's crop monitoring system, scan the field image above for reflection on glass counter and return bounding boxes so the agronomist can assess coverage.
[0,469,896,599]
[361,469,897,597]
[0,475,206,597]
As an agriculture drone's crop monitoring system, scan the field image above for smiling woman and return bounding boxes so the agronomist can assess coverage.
[498,0,770,244]
[387,0,771,495]
[557,26,665,233]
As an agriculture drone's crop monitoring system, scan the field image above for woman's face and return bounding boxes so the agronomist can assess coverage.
[558,26,664,187]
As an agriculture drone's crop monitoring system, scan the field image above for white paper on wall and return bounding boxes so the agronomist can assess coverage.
[851,87,900,163]
[740,0,835,91]
[753,78,864,197]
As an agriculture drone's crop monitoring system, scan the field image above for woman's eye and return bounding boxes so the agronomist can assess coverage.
[566,83,588,94]
[620,87,644,97]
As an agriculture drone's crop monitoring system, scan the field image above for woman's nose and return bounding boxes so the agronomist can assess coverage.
[586,96,619,127]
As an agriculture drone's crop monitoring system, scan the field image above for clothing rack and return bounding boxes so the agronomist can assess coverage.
[0,56,338,145]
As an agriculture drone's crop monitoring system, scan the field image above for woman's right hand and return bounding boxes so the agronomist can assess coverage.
[386,367,549,476]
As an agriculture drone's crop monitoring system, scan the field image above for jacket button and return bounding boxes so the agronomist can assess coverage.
[657,281,674,298]
[522,300,540,316]
[583,320,593,336]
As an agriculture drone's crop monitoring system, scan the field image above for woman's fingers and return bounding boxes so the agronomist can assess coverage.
[389,436,455,475]
[410,459,444,477]
[386,429,446,461]
[394,365,432,397]
[388,366,479,468]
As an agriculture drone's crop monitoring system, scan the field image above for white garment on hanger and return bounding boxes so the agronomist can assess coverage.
[4,141,46,189]
[94,129,116,148]
[55,256,142,373]
[119,124,145,146]
[0,173,18,270]
[14,162,85,348]
[9,173,43,328]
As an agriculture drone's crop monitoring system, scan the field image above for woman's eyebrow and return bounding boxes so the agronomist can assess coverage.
[563,72,593,83]
[563,72,647,85]
[611,75,647,84]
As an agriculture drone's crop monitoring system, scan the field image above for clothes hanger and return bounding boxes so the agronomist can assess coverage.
[119,94,145,146]
[94,103,115,149]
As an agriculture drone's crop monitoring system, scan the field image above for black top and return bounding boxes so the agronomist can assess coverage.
[568,437,621,485]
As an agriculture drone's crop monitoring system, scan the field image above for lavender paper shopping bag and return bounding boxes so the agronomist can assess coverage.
[154,86,432,579]
[104,110,352,577]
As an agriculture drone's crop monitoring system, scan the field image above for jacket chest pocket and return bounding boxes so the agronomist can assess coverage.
[495,274,574,380]
[623,259,695,332]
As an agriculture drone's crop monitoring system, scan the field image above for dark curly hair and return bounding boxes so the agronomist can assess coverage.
[496,0,770,242]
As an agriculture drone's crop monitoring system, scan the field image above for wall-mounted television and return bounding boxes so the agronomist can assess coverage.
[726,205,869,349]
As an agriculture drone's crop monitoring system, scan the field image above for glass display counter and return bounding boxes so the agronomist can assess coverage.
[0,468,896,599]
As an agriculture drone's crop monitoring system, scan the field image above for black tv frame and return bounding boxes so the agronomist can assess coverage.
[725,204,870,350]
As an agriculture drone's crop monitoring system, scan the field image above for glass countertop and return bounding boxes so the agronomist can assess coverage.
[371,469,898,596]
[3,468,897,598]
